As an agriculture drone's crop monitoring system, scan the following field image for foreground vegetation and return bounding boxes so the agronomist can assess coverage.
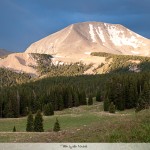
[0,101,149,142]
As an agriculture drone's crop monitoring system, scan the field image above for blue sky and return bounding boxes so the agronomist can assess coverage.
[0,0,150,52]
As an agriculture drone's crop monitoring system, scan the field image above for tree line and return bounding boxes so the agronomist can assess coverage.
[96,72,150,111]
[0,72,150,118]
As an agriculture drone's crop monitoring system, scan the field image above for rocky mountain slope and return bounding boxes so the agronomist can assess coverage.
[0,21,150,76]
[0,53,37,75]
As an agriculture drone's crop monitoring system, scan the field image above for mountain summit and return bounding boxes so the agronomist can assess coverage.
[1,22,150,75]
[25,22,150,57]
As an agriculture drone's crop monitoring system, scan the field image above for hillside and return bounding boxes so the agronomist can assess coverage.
[0,49,12,57]
[2,52,150,87]
[90,52,150,73]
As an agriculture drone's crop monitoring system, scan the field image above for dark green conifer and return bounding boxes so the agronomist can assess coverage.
[68,90,73,108]
[109,102,116,113]
[43,103,54,116]
[78,91,87,105]
[136,94,148,111]
[26,111,34,132]
[104,97,109,111]
[73,92,80,107]
[58,95,64,110]
[54,94,59,110]
[142,83,150,108]
[34,110,44,132]
[88,95,93,105]
[53,118,60,132]
[13,126,16,132]
[96,91,102,102]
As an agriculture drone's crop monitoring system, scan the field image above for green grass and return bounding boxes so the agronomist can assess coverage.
[0,118,27,132]
[0,102,149,143]
[0,113,101,132]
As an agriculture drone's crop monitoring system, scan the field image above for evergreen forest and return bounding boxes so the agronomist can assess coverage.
[0,71,150,118]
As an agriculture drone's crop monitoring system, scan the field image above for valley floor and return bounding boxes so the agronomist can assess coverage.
[0,101,149,143]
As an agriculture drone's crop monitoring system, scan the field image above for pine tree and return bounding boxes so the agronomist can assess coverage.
[20,92,28,116]
[54,94,59,110]
[127,82,138,108]
[53,118,60,132]
[96,91,102,102]
[103,97,109,111]
[117,98,125,111]
[0,99,2,118]
[43,103,54,116]
[6,90,19,118]
[34,110,44,132]
[79,91,87,105]
[141,82,150,108]
[113,83,125,111]
[68,90,73,108]
[26,111,34,132]
[73,91,80,107]
[58,95,64,110]
[13,126,16,132]
[3,100,14,118]
[16,90,20,116]
[109,102,116,113]
[88,95,93,105]
[136,94,147,111]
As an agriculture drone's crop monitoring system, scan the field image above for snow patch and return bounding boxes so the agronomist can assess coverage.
[54,55,63,58]
[107,25,145,48]
[104,23,107,27]
[84,52,91,55]
[95,27,105,42]
[131,51,140,55]
[129,65,140,72]
[59,62,64,65]
[89,24,96,42]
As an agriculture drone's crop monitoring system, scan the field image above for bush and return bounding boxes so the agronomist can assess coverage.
[109,102,116,113]
[26,111,34,132]
[34,110,44,132]
[88,96,93,105]
[43,103,54,116]
[13,126,16,132]
[53,118,60,132]
[96,91,103,102]
[104,98,109,111]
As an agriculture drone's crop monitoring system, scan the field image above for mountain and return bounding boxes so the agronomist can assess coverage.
[0,49,12,56]
[1,21,150,76]
[25,21,150,57]
[0,53,40,75]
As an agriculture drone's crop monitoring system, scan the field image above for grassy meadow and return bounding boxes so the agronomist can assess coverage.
[0,100,149,143]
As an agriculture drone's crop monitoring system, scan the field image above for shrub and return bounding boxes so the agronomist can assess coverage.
[43,103,54,116]
[88,95,93,105]
[53,118,60,132]
[109,102,116,113]
[26,111,34,132]
[104,98,109,111]
[34,110,44,132]
[13,126,16,132]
